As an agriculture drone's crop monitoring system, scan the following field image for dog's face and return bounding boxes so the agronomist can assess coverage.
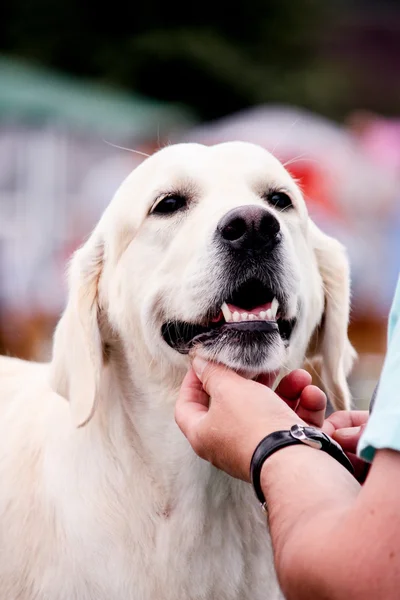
[51,142,356,427]
[109,142,321,376]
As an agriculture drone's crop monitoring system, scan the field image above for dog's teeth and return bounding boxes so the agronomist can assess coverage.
[271,298,279,319]
[219,304,277,324]
[221,302,232,323]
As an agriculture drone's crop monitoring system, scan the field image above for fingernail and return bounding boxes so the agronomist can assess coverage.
[192,356,208,380]
[336,426,361,439]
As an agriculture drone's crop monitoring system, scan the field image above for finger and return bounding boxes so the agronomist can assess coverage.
[295,385,327,427]
[323,411,369,435]
[180,367,210,403]
[322,420,336,437]
[175,368,210,436]
[192,356,244,398]
[275,370,312,400]
[332,424,366,454]
[275,370,312,410]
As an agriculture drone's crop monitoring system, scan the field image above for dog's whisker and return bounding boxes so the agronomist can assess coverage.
[282,154,323,169]
[276,204,292,214]
[270,117,301,155]
[102,139,151,157]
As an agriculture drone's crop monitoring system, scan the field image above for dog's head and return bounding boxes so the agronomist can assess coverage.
[50,142,355,427]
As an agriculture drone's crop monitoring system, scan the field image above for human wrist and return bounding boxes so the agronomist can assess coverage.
[260,442,317,486]
[259,437,357,507]
[251,423,354,511]
[246,416,306,482]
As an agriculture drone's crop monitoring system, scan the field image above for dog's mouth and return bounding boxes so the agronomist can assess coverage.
[161,278,297,353]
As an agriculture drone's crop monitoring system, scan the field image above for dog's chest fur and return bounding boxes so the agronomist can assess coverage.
[53,434,281,599]
[0,363,282,600]
[9,455,281,600]
[54,478,280,600]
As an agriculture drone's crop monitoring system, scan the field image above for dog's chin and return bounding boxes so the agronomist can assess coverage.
[194,333,286,379]
[162,319,292,376]
[191,321,286,374]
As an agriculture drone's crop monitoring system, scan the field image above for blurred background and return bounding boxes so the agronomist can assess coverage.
[1,0,399,408]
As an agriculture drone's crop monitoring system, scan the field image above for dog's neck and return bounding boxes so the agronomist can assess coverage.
[95,340,193,477]
[89,345,242,517]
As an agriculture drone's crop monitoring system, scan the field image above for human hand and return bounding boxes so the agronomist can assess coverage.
[323,410,369,482]
[267,369,327,429]
[175,357,326,482]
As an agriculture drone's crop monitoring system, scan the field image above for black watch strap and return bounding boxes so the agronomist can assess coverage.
[250,424,355,507]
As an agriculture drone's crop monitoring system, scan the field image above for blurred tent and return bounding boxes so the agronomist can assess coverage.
[0,56,193,140]
[0,57,195,359]
[182,105,400,318]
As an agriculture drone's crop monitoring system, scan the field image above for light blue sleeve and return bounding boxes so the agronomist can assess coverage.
[357,276,400,462]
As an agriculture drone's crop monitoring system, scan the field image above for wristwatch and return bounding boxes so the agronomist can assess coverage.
[250,424,355,510]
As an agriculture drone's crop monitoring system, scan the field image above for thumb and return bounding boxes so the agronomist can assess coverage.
[175,368,210,438]
[192,356,244,398]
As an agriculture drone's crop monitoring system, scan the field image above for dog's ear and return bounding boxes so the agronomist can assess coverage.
[50,237,104,427]
[306,222,356,410]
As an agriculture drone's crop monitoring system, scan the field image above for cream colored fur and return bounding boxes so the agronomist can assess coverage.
[0,142,355,600]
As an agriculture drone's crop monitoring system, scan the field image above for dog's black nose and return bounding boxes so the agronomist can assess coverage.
[217,206,281,253]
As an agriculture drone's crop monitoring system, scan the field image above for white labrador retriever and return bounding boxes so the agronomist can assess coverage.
[0,142,355,600]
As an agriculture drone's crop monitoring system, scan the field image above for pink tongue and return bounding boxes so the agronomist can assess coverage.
[227,302,272,315]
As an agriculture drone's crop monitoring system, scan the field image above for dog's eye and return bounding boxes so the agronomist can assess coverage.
[267,192,293,211]
[152,194,187,215]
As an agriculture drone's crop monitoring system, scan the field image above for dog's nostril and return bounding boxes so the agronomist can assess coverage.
[260,212,280,238]
[220,217,247,242]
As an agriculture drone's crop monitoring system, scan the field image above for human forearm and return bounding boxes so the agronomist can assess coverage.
[259,444,358,598]
[262,448,400,600]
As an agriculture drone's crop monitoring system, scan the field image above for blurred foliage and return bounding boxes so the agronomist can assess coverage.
[1,0,399,120]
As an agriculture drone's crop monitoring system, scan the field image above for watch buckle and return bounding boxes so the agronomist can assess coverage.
[290,425,322,450]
